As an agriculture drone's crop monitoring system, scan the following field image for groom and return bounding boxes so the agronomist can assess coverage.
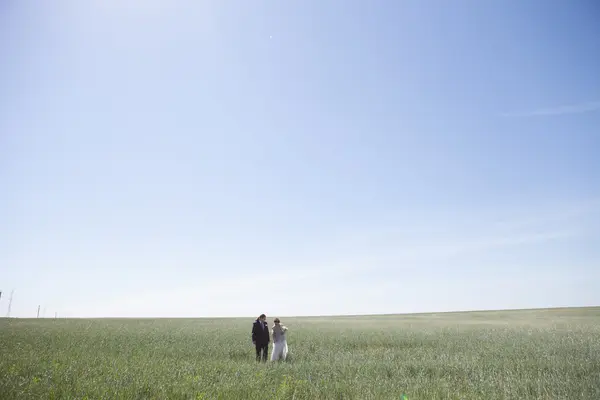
[252,314,270,362]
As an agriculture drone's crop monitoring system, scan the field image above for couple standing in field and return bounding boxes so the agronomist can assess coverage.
[252,314,289,362]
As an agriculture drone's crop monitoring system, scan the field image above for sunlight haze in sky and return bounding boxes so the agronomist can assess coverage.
[1,1,599,318]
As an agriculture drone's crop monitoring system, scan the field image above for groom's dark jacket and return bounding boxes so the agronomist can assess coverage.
[252,319,270,345]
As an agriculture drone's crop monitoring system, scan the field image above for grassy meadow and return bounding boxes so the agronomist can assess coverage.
[1,307,599,399]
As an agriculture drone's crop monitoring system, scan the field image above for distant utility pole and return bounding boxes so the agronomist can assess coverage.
[37,305,40,318]
[6,290,14,318]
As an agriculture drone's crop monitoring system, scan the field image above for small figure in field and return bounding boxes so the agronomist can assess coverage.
[252,314,270,362]
[270,318,288,361]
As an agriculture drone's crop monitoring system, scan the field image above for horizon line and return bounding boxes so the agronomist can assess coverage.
[3,305,598,320]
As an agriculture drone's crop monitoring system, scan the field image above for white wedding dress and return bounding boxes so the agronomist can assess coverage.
[271,326,289,361]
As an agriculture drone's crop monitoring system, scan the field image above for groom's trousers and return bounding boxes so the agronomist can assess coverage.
[255,343,268,362]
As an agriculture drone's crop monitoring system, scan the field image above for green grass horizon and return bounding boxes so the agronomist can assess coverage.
[1,306,599,399]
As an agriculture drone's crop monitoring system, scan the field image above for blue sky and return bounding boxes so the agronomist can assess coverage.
[1,1,599,318]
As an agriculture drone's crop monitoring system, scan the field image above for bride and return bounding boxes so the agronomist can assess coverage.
[270,318,289,361]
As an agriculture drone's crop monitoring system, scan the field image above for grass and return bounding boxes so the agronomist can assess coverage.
[1,307,599,399]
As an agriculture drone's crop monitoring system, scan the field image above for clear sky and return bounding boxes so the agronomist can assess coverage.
[1,1,599,318]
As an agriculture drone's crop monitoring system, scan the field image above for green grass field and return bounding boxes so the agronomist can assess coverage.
[1,307,599,399]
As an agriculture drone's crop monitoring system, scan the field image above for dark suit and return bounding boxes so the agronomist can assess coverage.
[252,319,270,362]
